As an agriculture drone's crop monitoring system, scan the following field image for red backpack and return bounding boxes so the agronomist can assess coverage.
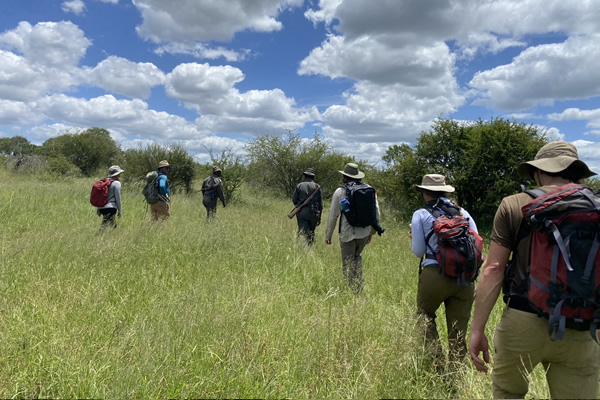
[522,183,600,340]
[424,201,484,285]
[90,178,114,207]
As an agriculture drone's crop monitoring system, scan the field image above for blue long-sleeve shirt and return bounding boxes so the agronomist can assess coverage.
[411,197,478,267]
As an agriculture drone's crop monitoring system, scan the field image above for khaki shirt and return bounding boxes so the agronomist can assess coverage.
[490,185,560,294]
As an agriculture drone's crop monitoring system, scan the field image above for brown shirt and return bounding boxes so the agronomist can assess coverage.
[490,185,561,295]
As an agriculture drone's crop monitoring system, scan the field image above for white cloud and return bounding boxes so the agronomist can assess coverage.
[154,42,250,62]
[86,56,166,99]
[0,100,41,125]
[572,140,600,175]
[470,34,600,110]
[0,21,90,68]
[34,94,207,141]
[132,0,303,43]
[165,63,320,135]
[548,108,600,133]
[62,0,86,15]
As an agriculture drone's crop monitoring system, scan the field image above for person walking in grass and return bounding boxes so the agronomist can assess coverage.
[410,174,480,366]
[201,166,226,221]
[292,167,323,246]
[97,165,124,229]
[325,162,380,292]
[469,141,600,399]
[151,160,171,221]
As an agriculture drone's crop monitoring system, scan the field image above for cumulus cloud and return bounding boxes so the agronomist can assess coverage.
[0,21,90,68]
[548,108,600,135]
[469,34,600,110]
[34,94,207,141]
[165,63,320,134]
[86,56,166,99]
[132,0,303,43]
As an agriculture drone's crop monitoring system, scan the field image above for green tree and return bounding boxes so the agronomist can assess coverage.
[246,131,344,198]
[0,136,38,156]
[122,142,195,194]
[199,148,246,204]
[41,128,121,176]
[382,117,547,224]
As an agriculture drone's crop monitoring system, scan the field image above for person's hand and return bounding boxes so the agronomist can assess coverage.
[325,239,332,245]
[222,203,226,208]
[366,235,372,244]
[118,213,122,218]
[409,230,412,238]
[96,209,101,217]
[469,329,491,373]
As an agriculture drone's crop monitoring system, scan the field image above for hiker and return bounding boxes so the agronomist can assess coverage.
[469,141,600,399]
[151,160,171,221]
[96,165,124,228]
[292,168,323,246]
[325,162,380,292]
[201,166,226,221]
[410,174,481,365]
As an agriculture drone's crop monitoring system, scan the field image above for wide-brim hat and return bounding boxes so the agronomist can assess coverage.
[303,168,315,176]
[516,141,597,180]
[415,174,455,193]
[108,165,124,177]
[339,163,365,179]
[212,166,222,173]
[158,160,170,168]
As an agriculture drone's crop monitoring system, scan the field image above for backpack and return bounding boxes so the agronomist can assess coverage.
[521,183,600,340]
[142,171,160,204]
[90,178,114,207]
[341,182,377,228]
[424,201,484,285]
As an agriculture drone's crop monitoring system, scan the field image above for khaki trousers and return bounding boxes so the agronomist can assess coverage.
[417,266,474,362]
[340,237,370,291]
[150,201,170,221]
[492,307,600,399]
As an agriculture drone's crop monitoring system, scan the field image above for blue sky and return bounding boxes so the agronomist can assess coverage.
[1,0,599,174]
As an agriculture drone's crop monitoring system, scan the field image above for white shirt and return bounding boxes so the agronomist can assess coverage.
[325,185,380,242]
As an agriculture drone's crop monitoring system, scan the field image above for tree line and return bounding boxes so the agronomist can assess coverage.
[2,119,598,226]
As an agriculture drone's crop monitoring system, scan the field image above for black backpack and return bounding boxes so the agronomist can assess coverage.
[342,182,377,228]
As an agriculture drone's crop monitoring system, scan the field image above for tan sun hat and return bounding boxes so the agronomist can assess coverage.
[339,163,365,179]
[303,168,315,176]
[108,165,124,177]
[212,166,222,173]
[158,160,170,168]
[516,141,596,180]
[415,174,455,193]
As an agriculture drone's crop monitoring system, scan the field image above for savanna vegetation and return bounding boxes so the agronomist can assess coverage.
[1,168,557,399]
[1,117,599,398]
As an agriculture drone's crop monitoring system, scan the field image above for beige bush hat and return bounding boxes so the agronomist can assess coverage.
[415,174,455,193]
[212,166,222,173]
[158,160,170,168]
[303,168,315,176]
[339,163,365,179]
[108,165,124,177]
[517,141,596,180]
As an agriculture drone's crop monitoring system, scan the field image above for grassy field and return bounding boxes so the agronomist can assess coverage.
[0,169,552,399]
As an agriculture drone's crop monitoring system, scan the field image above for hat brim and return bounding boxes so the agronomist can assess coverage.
[109,169,124,177]
[339,170,365,179]
[415,184,455,193]
[517,157,597,180]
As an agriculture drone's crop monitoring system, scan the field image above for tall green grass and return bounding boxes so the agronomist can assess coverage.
[0,169,553,398]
